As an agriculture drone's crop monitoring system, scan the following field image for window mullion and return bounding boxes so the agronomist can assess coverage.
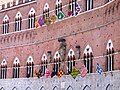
[3,68,5,79]
[1,68,3,79]
[4,24,6,34]
[108,54,110,71]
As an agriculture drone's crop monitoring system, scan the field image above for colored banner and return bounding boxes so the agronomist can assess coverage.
[71,67,79,79]
[80,64,88,77]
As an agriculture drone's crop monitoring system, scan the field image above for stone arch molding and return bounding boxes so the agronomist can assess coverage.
[27,56,34,63]
[41,54,47,61]
[106,39,113,49]
[12,87,17,90]
[1,59,7,66]
[84,45,93,54]
[68,48,75,57]
[56,0,62,4]
[44,3,49,11]
[54,51,61,59]
[29,7,35,15]
[53,86,58,90]
[13,57,20,64]
[0,87,5,90]
[40,86,45,90]
[15,11,22,19]
[3,15,9,22]
[83,85,91,90]
[66,85,73,90]
[106,84,113,90]
[26,87,31,90]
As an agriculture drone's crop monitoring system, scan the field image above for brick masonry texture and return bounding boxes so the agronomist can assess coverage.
[0,0,119,89]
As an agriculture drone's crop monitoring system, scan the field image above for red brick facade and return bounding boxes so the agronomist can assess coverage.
[0,0,120,78]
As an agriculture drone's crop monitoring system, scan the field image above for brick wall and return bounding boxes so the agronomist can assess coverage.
[0,0,119,78]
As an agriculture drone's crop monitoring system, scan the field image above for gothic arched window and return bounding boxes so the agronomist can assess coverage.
[69,0,77,16]
[26,56,34,78]
[1,59,7,79]
[13,57,20,78]
[3,15,9,34]
[83,45,93,73]
[15,11,22,31]
[53,51,61,75]
[85,0,93,11]
[106,40,114,71]
[28,8,35,28]
[41,54,47,75]
[43,3,49,19]
[67,48,75,74]
[55,0,62,15]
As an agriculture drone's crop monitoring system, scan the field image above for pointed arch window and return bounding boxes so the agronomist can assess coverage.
[106,40,114,71]
[1,59,7,79]
[15,11,22,31]
[53,51,61,75]
[83,45,93,73]
[43,3,49,19]
[3,15,9,34]
[13,57,20,78]
[67,49,75,74]
[41,54,48,75]
[55,0,62,15]
[26,56,34,78]
[69,0,77,16]
[28,8,35,29]
[86,0,93,11]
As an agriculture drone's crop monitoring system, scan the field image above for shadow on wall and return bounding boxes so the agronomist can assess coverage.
[106,84,113,90]
[83,85,91,90]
